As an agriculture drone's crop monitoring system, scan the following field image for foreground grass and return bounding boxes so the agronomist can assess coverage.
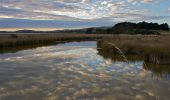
[97,35,170,64]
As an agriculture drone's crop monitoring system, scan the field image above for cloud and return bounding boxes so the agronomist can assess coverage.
[0,0,169,28]
[127,0,157,4]
[143,0,153,3]
[0,0,140,20]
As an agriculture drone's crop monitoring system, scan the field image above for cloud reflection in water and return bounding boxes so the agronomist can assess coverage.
[0,41,170,100]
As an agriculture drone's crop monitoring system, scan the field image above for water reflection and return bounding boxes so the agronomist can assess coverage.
[97,41,170,79]
[144,63,170,78]
[0,41,170,100]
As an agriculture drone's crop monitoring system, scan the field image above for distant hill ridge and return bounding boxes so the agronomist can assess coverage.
[86,21,169,35]
[0,21,169,35]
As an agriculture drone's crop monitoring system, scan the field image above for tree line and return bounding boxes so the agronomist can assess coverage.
[86,21,169,35]
[114,21,169,30]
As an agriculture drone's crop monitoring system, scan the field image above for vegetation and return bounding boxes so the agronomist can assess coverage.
[1,22,169,35]
[97,35,170,65]
[114,22,169,30]
[0,33,103,53]
[87,22,169,35]
[144,62,170,76]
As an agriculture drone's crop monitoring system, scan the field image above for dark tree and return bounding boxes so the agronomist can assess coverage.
[159,23,169,30]
[86,28,95,34]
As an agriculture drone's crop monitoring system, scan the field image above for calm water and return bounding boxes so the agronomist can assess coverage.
[0,41,170,100]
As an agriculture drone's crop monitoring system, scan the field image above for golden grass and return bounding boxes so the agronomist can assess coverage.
[97,35,170,64]
[0,33,102,49]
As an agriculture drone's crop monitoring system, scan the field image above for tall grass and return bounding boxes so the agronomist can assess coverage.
[97,35,170,64]
[0,33,102,50]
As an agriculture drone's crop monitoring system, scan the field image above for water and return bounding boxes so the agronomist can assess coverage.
[0,41,170,100]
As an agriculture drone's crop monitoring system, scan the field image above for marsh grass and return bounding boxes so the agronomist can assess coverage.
[97,35,170,64]
[144,63,170,77]
[0,33,102,52]
[0,42,57,53]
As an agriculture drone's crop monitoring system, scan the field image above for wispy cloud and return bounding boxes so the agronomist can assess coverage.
[0,0,169,28]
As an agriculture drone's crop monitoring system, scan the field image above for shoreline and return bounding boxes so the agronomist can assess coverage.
[0,33,170,65]
[0,33,107,53]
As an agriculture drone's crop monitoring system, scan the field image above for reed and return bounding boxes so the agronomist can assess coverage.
[0,33,102,50]
[97,35,170,64]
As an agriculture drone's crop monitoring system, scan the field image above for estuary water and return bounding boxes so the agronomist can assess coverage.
[0,41,170,100]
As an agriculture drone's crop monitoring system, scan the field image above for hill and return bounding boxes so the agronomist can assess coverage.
[0,21,169,35]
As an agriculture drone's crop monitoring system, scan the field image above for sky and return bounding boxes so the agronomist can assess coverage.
[0,0,170,30]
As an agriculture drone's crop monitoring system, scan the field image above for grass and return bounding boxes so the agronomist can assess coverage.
[97,35,170,64]
[144,62,170,76]
[1,32,170,65]
[156,30,170,35]
[0,33,103,50]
